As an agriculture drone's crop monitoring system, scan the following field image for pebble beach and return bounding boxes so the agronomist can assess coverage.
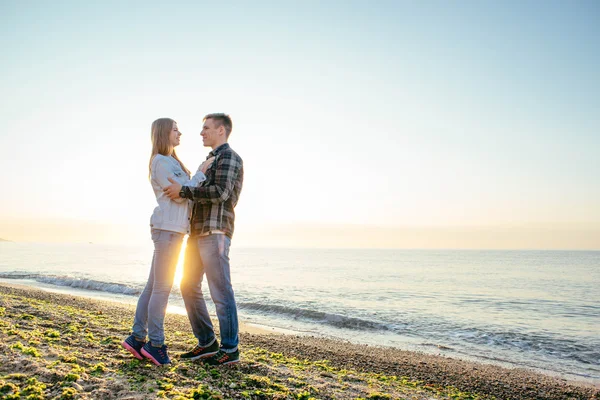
[0,284,597,400]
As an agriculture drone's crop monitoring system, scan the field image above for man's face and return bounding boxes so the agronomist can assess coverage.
[201,118,220,148]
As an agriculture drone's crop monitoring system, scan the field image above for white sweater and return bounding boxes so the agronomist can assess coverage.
[149,154,206,234]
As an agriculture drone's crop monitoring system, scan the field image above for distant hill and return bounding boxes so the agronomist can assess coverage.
[0,238,11,242]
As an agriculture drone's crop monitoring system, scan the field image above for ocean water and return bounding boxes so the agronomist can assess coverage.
[0,241,598,383]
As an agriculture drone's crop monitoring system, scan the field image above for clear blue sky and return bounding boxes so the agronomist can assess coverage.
[1,1,598,248]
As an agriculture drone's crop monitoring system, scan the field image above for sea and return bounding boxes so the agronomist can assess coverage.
[0,241,598,384]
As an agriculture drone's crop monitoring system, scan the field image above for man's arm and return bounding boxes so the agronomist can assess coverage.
[163,157,215,200]
[154,158,186,203]
[181,153,242,204]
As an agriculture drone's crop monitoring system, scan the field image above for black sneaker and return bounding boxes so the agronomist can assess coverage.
[121,334,146,360]
[202,349,240,366]
[141,342,171,366]
[179,340,219,361]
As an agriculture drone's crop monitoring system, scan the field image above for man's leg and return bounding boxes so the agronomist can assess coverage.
[199,234,239,352]
[181,236,217,347]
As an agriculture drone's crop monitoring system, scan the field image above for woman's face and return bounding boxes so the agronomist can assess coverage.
[169,122,181,148]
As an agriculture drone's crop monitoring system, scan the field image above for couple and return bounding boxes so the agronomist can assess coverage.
[121,113,244,366]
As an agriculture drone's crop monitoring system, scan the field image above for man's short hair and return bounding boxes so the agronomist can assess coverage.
[204,113,233,138]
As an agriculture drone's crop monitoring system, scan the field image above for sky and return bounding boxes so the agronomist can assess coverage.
[0,1,599,249]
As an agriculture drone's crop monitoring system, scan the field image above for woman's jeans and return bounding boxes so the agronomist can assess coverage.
[181,234,239,352]
[132,229,184,346]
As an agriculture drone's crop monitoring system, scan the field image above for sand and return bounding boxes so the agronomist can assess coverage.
[0,283,597,399]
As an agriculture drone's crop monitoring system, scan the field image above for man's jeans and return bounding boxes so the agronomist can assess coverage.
[181,234,239,352]
[132,229,184,346]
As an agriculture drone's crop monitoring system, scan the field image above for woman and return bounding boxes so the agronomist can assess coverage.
[121,118,212,366]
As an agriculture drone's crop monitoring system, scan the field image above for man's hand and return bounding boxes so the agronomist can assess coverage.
[163,177,183,200]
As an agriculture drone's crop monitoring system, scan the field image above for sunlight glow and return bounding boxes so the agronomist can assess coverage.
[173,236,188,287]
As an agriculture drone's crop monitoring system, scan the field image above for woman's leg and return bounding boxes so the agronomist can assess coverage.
[131,235,159,341]
[147,230,184,346]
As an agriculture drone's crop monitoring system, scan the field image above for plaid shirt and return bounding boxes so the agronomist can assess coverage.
[180,143,243,238]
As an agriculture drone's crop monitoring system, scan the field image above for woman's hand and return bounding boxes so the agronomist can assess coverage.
[200,156,215,174]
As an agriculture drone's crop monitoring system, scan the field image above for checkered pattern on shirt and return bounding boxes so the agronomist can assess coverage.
[181,143,244,238]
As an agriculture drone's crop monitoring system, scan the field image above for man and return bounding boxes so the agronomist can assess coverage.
[163,113,243,365]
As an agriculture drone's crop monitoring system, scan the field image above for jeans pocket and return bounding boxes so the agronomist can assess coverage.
[217,235,231,259]
[169,232,179,244]
[151,229,162,242]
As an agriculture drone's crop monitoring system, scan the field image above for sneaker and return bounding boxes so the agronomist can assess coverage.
[121,334,146,360]
[202,349,240,366]
[180,340,220,361]
[141,342,171,366]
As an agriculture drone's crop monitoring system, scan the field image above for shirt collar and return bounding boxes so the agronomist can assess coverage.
[208,143,230,158]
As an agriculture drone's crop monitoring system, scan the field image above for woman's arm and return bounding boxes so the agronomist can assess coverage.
[186,157,215,187]
[186,169,207,188]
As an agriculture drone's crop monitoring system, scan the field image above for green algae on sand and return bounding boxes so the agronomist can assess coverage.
[0,284,597,400]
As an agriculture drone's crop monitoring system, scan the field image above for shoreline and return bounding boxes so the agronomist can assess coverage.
[2,278,597,385]
[0,283,598,399]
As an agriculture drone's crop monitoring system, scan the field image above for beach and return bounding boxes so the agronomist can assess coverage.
[0,284,597,400]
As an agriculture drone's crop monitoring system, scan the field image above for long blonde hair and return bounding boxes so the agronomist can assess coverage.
[149,118,191,178]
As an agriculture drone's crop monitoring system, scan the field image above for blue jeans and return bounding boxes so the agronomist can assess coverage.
[181,234,239,352]
[132,229,184,346]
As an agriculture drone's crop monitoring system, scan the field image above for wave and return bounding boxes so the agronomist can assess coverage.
[238,301,394,332]
[239,300,600,368]
[2,271,598,371]
[0,272,143,296]
[447,327,600,367]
